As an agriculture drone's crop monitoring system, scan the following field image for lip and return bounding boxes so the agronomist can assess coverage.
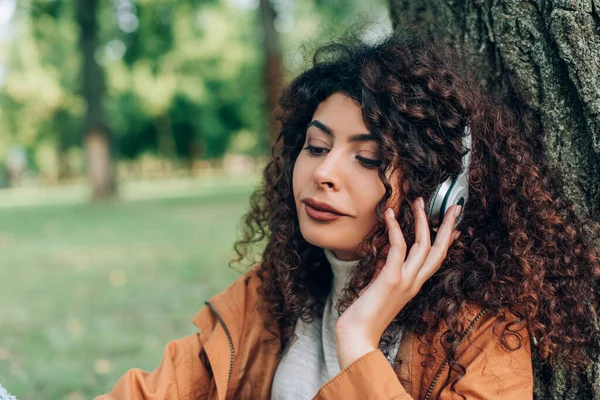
[302,198,347,215]
[304,203,345,221]
[301,197,348,221]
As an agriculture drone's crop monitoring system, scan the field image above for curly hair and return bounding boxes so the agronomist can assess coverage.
[230,27,600,396]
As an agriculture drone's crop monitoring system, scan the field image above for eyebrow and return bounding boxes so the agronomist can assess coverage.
[306,120,376,143]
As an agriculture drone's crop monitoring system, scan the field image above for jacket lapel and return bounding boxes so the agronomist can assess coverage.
[201,319,233,400]
[193,272,250,400]
[193,267,282,400]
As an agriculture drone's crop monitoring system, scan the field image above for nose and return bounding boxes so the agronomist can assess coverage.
[312,149,343,190]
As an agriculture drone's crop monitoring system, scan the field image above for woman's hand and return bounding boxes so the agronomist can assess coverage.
[335,197,462,370]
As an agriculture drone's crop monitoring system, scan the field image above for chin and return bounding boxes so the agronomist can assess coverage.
[299,224,355,253]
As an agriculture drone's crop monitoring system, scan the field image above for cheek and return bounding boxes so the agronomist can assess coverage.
[353,171,402,225]
[292,164,298,196]
[292,155,308,198]
[353,178,386,223]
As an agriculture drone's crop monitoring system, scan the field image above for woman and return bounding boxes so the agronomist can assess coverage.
[97,28,600,399]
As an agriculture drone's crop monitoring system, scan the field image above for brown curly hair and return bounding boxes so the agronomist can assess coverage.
[230,27,600,396]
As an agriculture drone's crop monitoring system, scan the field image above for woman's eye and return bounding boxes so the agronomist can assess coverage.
[303,144,381,169]
[357,156,382,169]
[303,144,328,156]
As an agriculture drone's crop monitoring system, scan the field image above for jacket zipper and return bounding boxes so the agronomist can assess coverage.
[206,301,235,386]
[423,308,487,400]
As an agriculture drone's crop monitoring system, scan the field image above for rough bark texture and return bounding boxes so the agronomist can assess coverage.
[388,1,600,398]
[389,0,600,219]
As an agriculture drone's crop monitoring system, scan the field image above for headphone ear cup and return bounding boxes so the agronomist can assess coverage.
[425,194,437,229]
[423,122,472,232]
[426,177,453,232]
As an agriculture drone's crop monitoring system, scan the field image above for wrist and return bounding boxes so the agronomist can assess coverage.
[336,333,377,370]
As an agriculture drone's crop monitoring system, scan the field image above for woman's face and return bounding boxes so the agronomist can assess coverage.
[293,92,401,261]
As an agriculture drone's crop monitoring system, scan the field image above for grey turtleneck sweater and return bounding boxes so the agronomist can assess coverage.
[270,249,404,399]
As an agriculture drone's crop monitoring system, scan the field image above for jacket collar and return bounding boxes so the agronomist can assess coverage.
[191,264,487,400]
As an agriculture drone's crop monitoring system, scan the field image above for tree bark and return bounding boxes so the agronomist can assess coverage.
[76,0,117,200]
[389,0,600,219]
[388,1,600,398]
[260,0,284,148]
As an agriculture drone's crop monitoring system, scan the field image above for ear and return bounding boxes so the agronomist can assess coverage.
[385,173,406,214]
[402,179,409,193]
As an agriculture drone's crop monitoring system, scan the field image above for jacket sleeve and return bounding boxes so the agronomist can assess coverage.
[313,312,533,400]
[95,333,212,400]
[313,349,413,400]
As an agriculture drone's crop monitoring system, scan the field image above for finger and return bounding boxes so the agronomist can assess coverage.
[416,204,461,283]
[402,198,432,273]
[413,197,431,246]
[380,208,407,279]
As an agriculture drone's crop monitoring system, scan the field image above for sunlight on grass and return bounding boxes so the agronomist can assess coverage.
[0,171,260,209]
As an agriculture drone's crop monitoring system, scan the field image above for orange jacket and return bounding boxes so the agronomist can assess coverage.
[96,265,533,399]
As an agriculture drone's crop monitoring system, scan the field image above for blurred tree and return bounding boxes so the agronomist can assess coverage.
[389,1,600,398]
[76,0,117,199]
[28,1,83,182]
[0,0,394,185]
[256,0,390,149]
[0,0,83,185]
[105,0,265,164]
[119,1,177,162]
[0,0,267,182]
[260,0,283,146]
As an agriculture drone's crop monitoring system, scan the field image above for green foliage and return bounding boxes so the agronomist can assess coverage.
[0,0,82,181]
[0,0,266,175]
[103,1,267,160]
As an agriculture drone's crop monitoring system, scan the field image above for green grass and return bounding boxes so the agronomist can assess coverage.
[0,177,260,399]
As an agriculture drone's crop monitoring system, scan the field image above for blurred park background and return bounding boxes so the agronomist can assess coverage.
[0,0,391,398]
[4,0,600,397]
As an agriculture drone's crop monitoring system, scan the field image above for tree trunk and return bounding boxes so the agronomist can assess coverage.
[388,1,600,398]
[260,0,284,148]
[77,0,116,200]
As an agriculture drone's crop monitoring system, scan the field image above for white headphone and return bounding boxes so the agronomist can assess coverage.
[425,124,471,232]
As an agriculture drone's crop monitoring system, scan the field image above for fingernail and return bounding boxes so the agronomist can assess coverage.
[418,197,424,209]
[454,205,462,217]
[453,231,460,240]
[387,208,395,218]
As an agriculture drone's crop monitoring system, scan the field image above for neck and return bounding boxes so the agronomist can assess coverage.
[323,248,361,300]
